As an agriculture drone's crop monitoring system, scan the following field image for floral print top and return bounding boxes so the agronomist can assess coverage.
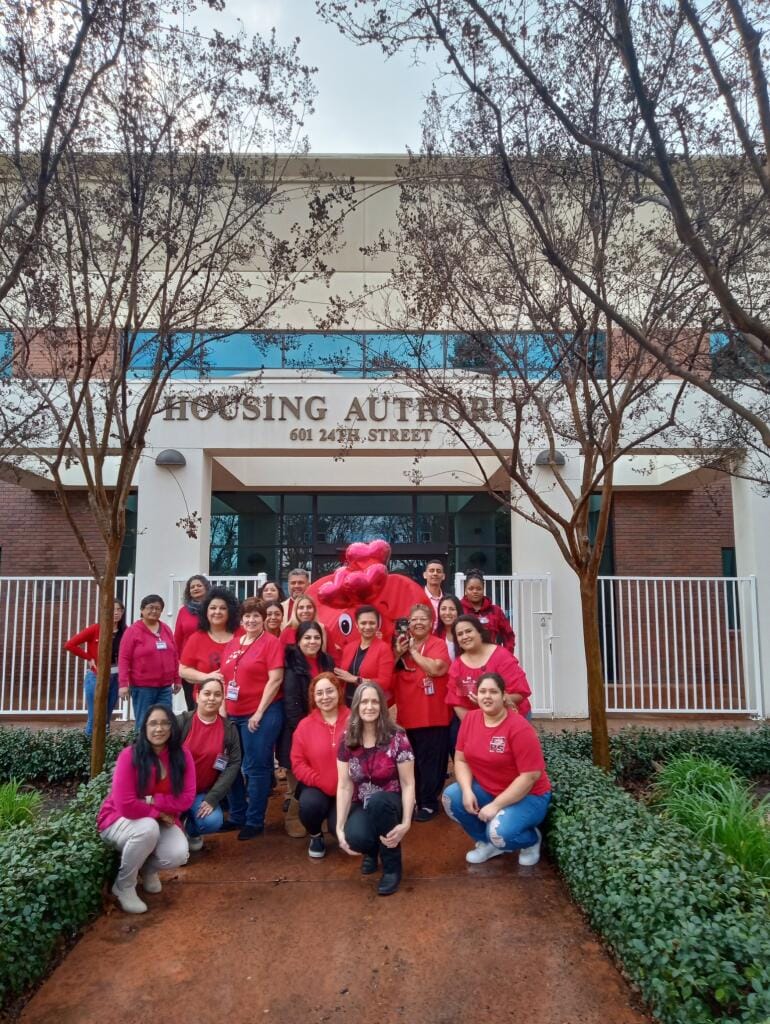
[337,731,414,807]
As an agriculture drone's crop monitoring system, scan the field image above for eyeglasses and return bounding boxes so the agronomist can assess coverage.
[147,721,171,730]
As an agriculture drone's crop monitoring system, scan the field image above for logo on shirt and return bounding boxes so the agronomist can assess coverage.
[489,735,507,754]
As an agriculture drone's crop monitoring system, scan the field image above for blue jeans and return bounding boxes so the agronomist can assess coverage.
[228,702,284,829]
[84,670,119,737]
[185,792,225,838]
[130,685,173,732]
[442,779,551,850]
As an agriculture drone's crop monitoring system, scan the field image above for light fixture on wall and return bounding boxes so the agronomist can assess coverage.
[155,449,186,468]
[534,449,566,468]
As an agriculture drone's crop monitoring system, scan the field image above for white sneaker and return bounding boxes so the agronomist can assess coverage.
[518,828,543,866]
[141,871,162,894]
[187,836,204,852]
[112,882,148,914]
[465,841,505,864]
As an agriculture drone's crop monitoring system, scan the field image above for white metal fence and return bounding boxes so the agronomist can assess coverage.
[598,575,763,716]
[167,573,267,620]
[454,572,554,715]
[0,575,134,716]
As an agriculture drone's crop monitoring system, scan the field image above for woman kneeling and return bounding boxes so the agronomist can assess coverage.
[98,704,195,913]
[443,673,551,866]
[336,683,415,896]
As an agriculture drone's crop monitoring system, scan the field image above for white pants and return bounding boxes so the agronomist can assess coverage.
[100,817,189,891]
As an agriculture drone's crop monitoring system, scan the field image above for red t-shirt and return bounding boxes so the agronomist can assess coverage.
[392,635,452,729]
[446,646,532,717]
[456,709,550,797]
[221,632,284,716]
[180,630,231,674]
[183,713,226,793]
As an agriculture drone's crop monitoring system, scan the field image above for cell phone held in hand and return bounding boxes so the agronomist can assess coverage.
[395,617,409,636]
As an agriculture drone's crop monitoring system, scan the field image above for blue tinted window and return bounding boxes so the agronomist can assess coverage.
[365,332,444,372]
[0,331,12,376]
[284,333,363,375]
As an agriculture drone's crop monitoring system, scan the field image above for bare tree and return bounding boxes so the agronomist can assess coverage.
[318,0,770,448]
[320,115,702,767]
[0,0,136,313]
[1,6,348,774]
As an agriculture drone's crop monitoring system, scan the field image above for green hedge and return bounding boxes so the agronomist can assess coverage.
[543,725,770,783]
[0,772,117,1006]
[545,747,770,1024]
[0,728,129,784]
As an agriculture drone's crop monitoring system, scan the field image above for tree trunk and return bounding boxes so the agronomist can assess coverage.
[90,541,122,778]
[579,574,611,770]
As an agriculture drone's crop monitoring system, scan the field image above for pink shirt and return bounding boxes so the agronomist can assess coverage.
[97,746,196,831]
[118,620,179,688]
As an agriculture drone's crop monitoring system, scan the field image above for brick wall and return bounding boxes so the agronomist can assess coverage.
[612,478,735,576]
[0,480,106,575]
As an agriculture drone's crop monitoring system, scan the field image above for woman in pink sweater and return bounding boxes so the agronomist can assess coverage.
[98,704,195,914]
[291,671,350,860]
[118,594,179,731]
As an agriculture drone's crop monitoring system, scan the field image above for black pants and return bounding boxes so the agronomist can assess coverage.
[407,725,450,810]
[449,713,462,760]
[181,681,196,712]
[297,785,337,835]
[345,791,403,873]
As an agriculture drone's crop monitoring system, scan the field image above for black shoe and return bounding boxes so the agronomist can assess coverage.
[361,854,378,875]
[414,806,437,823]
[219,820,242,833]
[377,870,402,896]
[308,835,326,859]
[237,825,263,841]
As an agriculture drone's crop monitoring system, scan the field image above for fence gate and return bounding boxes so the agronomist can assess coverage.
[598,575,763,716]
[0,575,134,716]
[454,572,554,715]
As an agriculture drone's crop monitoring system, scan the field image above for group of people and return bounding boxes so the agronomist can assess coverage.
[69,563,551,909]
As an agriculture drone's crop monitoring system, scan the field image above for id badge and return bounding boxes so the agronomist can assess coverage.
[226,681,239,701]
[422,677,435,696]
[213,753,228,771]
[155,640,168,650]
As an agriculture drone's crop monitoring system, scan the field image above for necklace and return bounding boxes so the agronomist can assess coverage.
[323,714,339,747]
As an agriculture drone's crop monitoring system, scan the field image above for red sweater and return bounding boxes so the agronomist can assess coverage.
[97,746,196,831]
[118,620,179,688]
[64,623,101,665]
[461,596,516,652]
[291,707,351,796]
[340,637,395,702]
[174,606,200,657]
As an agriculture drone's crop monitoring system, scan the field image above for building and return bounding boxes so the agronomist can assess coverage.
[0,157,768,720]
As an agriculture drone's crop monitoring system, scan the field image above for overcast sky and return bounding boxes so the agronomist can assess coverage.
[188,0,439,153]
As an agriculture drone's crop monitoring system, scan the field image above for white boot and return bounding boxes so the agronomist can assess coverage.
[140,871,162,894]
[112,882,148,914]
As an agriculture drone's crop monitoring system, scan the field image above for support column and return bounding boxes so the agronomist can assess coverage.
[134,447,212,625]
[731,472,769,718]
[510,452,589,718]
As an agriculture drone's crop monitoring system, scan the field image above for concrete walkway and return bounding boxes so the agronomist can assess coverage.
[22,799,649,1024]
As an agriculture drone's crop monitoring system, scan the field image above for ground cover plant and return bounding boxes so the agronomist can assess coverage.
[650,754,770,887]
[542,729,770,1024]
[0,772,115,1007]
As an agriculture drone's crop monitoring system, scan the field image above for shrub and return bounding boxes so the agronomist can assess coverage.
[541,725,770,783]
[0,772,116,1007]
[0,780,42,830]
[546,748,770,1024]
[651,755,770,886]
[0,728,129,784]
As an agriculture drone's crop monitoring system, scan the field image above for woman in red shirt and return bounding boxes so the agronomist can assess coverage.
[174,575,211,709]
[263,600,285,639]
[443,672,551,866]
[220,597,284,840]
[64,599,126,737]
[460,571,516,652]
[334,605,395,706]
[393,603,451,823]
[280,595,328,649]
[290,671,350,859]
[179,587,240,701]
[176,677,242,851]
